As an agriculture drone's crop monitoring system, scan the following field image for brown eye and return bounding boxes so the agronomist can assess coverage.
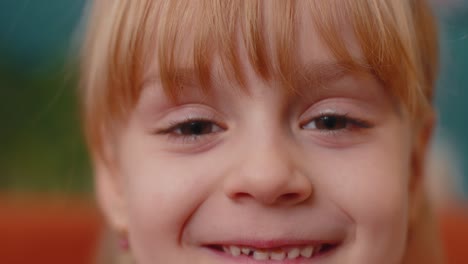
[314,116,348,130]
[302,115,349,131]
[174,121,222,136]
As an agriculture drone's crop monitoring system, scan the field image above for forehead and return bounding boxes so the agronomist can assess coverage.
[83,0,438,162]
[85,0,436,135]
[142,1,369,99]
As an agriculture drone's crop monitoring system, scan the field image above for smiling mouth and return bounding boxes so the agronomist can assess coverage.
[206,243,338,261]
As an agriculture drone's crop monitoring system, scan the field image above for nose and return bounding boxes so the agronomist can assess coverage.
[223,138,313,206]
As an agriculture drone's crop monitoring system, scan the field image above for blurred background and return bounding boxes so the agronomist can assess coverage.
[0,1,98,264]
[0,0,467,263]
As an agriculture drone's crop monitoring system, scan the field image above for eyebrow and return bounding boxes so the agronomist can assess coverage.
[141,60,376,100]
[293,61,374,87]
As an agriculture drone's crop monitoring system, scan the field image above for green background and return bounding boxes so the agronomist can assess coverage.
[0,0,90,194]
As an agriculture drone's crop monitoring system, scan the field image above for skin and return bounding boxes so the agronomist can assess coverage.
[94,5,435,264]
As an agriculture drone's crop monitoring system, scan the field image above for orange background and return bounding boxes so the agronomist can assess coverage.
[0,196,467,264]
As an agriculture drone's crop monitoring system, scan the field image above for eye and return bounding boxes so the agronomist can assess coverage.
[305,115,347,130]
[156,118,224,140]
[154,116,226,149]
[173,120,222,136]
[301,114,370,131]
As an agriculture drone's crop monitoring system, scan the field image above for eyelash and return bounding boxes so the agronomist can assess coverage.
[300,113,372,134]
[156,113,372,144]
[156,117,224,143]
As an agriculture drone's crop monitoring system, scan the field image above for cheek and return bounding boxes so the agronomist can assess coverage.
[314,124,413,260]
[118,132,222,253]
[329,145,411,223]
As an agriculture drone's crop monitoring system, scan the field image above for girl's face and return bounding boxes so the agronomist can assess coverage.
[97,7,427,264]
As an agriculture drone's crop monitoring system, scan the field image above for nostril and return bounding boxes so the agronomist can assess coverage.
[225,175,313,205]
[279,193,302,203]
[230,192,253,201]
[229,191,309,205]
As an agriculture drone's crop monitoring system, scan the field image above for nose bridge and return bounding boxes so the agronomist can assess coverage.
[224,128,313,206]
[250,133,293,182]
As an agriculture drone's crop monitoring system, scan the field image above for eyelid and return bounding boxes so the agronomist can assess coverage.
[151,104,222,130]
[155,116,225,135]
[152,118,226,149]
[300,111,373,131]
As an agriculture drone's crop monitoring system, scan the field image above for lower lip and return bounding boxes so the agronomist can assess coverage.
[202,246,335,264]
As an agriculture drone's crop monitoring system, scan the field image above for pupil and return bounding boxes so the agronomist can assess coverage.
[322,116,337,129]
[189,122,204,134]
[181,121,209,135]
[317,116,347,130]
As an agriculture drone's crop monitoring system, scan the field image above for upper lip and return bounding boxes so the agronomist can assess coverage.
[203,239,341,249]
[188,205,350,250]
[196,224,346,249]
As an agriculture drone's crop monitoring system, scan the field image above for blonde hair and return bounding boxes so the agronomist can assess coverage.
[81,0,439,161]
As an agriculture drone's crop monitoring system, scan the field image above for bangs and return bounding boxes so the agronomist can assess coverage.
[81,0,438,159]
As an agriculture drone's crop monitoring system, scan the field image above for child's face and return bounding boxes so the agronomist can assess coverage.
[97,6,428,264]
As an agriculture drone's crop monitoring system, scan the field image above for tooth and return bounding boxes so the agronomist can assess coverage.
[223,246,229,253]
[300,246,314,258]
[314,245,322,256]
[229,246,241,256]
[270,250,286,260]
[287,248,300,259]
[241,247,251,255]
[253,250,269,260]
